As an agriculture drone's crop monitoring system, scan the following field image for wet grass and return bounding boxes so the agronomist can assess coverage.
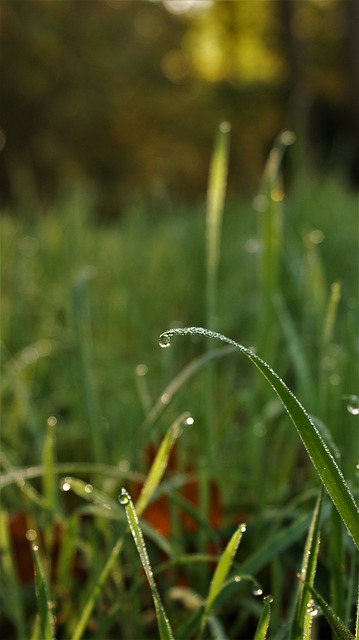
[0,129,358,638]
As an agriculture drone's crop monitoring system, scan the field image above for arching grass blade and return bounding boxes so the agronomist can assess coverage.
[159,327,359,548]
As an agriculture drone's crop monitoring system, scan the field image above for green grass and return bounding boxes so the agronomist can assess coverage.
[0,128,358,638]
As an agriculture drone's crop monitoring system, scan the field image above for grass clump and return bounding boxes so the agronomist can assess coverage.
[0,125,358,638]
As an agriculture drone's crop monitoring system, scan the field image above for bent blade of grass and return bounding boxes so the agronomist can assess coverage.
[31,538,55,640]
[254,595,273,640]
[199,523,246,637]
[119,488,174,640]
[159,327,359,548]
[298,579,355,640]
[290,488,323,639]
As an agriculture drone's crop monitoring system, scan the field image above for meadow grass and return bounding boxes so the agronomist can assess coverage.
[0,128,358,638]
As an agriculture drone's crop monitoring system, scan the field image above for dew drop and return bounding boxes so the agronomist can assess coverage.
[47,415,57,427]
[60,478,71,492]
[234,576,241,583]
[239,523,247,533]
[253,588,263,597]
[347,403,359,416]
[84,484,93,494]
[264,594,274,604]
[136,364,148,376]
[32,543,39,552]
[159,334,171,348]
[119,489,129,505]
[220,121,231,133]
[306,600,318,617]
[183,415,194,426]
[161,393,172,405]
[26,529,37,542]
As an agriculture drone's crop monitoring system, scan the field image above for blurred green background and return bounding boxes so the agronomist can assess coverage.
[1,0,358,217]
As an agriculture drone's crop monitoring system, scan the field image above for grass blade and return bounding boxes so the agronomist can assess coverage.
[136,411,193,517]
[158,327,359,548]
[298,579,355,640]
[254,595,273,640]
[199,523,246,637]
[206,121,231,331]
[290,488,323,639]
[31,536,55,640]
[119,488,174,640]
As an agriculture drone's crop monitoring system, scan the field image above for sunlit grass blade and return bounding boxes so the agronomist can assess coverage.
[199,523,246,637]
[254,594,273,640]
[159,327,359,547]
[0,509,26,638]
[298,579,355,640]
[31,536,55,640]
[136,411,192,517]
[119,488,174,640]
[290,488,323,639]
[206,120,231,331]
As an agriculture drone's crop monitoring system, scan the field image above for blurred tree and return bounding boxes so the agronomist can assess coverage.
[0,0,357,217]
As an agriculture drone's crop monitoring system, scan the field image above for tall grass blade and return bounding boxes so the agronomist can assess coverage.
[290,488,323,639]
[253,595,273,640]
[298,579,355,639]
[199,523,246,637]
[159,327,359,547]
[119,488,174,640]
[31,537,55,640]
[43,418,57,540]
[206,121,231,331]
[72,266,104,462]
[256,131,294,361]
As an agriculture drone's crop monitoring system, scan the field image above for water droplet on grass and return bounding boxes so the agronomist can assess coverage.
[60,478,71,492]
[253,588,263,596]
[159,333,171,348]
[161,393,172,405]
[119,488,129,505]
[264,594,274,604]
[136,364,148,376]
[183,414,194,426]
[84,484,93,494]
[26,529,37,542]
[306,600,318,617]
[239,523,247,533]
[347,403,359,415]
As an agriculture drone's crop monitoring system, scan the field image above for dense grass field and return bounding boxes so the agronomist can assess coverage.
[1,131,358,639]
